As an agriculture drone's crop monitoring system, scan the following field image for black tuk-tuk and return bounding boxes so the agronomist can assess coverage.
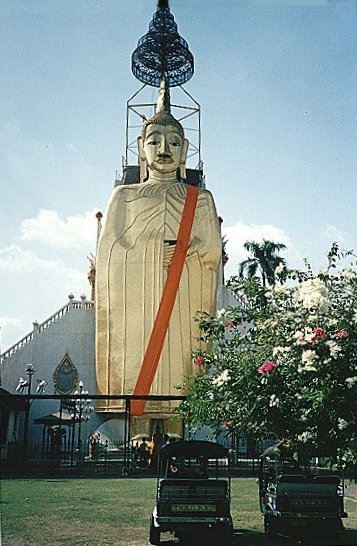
[149,440,233,545]
[258,443,348,538]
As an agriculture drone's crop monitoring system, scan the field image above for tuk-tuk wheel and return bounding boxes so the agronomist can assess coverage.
[264,514,278,538]
[149,516,160,545]
[222,527,234,545]
[212,523,233,545]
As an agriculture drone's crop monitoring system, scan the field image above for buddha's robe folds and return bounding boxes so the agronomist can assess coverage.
[95,180,222,412]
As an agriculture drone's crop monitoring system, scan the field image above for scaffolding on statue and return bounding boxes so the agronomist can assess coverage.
[116,0,204,188]
[121,85,203,188]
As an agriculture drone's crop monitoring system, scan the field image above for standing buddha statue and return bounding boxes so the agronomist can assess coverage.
[95,80,222,415]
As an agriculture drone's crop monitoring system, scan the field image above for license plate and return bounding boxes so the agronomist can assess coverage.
[172,504,216,512]
[291,500,329,507]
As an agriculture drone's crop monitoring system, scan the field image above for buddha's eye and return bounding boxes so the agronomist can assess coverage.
[170,141,181,147]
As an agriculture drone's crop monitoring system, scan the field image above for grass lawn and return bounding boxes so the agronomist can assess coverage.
[0,477,356,546]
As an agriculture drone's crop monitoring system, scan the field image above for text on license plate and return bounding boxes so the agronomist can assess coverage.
[291,500,330,507]
[172,504,216,512]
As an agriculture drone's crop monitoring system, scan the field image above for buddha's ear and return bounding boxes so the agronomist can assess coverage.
[179,138,189,180]
[137,136,148,183]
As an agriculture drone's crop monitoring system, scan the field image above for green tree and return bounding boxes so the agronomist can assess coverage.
[179,244,357,469]
[239,240,287,287]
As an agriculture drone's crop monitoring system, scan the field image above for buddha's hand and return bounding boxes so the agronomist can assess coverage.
[188,237,219,270]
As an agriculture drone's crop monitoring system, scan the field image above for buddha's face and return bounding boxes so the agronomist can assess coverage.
[143,124,183,176]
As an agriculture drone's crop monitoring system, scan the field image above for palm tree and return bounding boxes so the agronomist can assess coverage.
[239,240,287,287]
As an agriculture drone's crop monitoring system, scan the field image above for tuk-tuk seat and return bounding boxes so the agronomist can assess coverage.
[277,474,306,483]
[313,475,341,485]
[159,478,228,498]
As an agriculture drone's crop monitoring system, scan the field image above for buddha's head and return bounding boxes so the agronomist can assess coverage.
[137,81,189,182]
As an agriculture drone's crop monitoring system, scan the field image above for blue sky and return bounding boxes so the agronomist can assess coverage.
[1,0,357,351]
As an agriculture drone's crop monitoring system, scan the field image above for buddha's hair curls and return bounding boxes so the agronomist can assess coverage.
[142,111,184,139]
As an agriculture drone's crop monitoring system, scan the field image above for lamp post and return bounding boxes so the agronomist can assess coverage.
[16,364,47,457]
[71,381,94,453]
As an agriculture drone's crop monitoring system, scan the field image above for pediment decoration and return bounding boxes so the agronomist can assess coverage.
[53,353,78,394]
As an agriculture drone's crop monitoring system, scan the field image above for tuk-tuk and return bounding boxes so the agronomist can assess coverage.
[149,440,233,545]
[258,443,348,538]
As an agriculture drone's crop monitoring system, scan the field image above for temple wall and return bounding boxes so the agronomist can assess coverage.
[0,297,102,444]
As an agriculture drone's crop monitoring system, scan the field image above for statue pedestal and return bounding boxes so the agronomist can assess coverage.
[131,414,183,439]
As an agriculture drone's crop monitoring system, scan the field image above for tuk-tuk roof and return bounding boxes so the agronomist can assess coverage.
[159,440,229,460]
[260,444,282,459]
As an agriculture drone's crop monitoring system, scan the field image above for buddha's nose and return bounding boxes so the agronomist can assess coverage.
[160,137,171,155]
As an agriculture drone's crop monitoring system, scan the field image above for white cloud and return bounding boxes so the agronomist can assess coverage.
[0,316,21,329]
[0,316,24,353]
[0,245,89,351]
[0,244,85,286]
[0,317,23,352]
[20,209,98,248]
[0,244,57,272]
[324,225,347,247]
[222,222,302,278]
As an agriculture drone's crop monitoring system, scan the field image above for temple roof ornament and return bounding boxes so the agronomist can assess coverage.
[131,0,194,88]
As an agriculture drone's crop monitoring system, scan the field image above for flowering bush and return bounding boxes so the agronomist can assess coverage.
[180,244,357,467]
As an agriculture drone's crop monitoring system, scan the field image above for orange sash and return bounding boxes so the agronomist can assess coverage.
[131,184,199,416]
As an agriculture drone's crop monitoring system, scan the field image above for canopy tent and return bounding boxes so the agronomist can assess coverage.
[34,411,78,425]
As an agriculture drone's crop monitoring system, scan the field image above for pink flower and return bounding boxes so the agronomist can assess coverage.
[258,361,277,375]
[336,330,348,338]
[225,321,236,328]
[195,355,204,367]
[312,327,328,341]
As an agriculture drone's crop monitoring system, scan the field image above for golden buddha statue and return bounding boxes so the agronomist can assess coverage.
[95,81,222,416]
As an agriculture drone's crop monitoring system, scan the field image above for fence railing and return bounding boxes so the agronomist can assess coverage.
[2,393,351,478]
[3,439,262,478]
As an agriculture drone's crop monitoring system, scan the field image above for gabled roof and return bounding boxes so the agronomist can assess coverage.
[0,388,27,410]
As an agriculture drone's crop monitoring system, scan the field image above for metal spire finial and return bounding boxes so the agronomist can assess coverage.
[131,1,194,87]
